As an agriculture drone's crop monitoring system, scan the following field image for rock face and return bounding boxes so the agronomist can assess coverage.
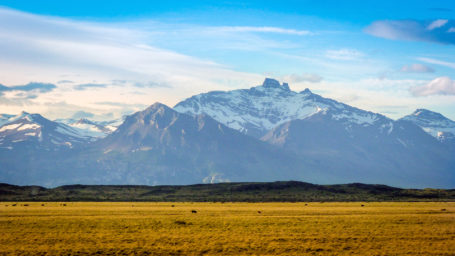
[0,78,454,188]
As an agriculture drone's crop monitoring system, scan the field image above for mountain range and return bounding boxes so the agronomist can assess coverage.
[0,78,454,188]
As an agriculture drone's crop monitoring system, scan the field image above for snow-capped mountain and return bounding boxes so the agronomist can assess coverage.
[400,109,455,142]
[174,78,388,138]
[0,78,454,188]
[261,110,454,188]
[0,112,91,149]
[56,118,117,139]
[1,103,304,186]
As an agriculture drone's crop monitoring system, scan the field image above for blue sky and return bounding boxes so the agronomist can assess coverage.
[0,0,454,120]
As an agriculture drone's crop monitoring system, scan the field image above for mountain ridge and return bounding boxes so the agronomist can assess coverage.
[0,78,454,188]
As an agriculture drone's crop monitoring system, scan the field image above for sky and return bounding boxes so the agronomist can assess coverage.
[0,0,454,120]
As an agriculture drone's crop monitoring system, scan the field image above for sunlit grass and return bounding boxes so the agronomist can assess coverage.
[1,202,454,255]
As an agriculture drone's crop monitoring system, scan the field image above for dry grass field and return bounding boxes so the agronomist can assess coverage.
[0,202,454,255]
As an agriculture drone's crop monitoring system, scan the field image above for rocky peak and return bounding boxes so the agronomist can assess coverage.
[262,78,290,91]
[300,88,312,94]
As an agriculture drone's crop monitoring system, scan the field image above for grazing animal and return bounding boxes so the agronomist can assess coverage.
[361,204,365,207]
[257,211,262,214]
[191,210,197,213]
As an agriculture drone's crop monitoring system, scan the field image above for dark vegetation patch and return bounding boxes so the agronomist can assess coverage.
[0,181,454,202]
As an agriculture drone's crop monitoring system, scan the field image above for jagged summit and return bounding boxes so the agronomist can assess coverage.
[174,78,387,138]
[261,78,290,91]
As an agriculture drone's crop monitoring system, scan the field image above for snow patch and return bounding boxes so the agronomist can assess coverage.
[18,123,41,131]
[0,123,22,132]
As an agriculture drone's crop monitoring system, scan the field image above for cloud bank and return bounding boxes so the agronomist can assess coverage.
[410,77,455,96]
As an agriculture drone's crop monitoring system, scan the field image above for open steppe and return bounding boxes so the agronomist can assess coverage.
[1,202,454,255]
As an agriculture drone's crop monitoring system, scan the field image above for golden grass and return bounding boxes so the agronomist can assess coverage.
[0,202,454,255]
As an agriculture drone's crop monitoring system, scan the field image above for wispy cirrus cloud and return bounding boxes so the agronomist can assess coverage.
[400,64,434,73]
[0,7,267,118]
[215,26,311,35]
[410,76,455,96]
[325,49,364,61]
[417,57,455,69]
[364,19,455,44]
[427,19,448,30]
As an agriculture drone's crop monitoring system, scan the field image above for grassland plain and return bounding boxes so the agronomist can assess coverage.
[0,202,454,255]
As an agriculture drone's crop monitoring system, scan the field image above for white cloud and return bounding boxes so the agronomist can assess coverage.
[325,49,364,60]
[400,64,434,73]
[410,77,455,96]
[0,8,265,118]
[449,27,455,33]
[427,19,448,30]
[417,57,455,69]
[309,78,455,120]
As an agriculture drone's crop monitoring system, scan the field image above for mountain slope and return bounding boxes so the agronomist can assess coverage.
[0,103,310,186]
[261,110,455,188]
[400,109,455,143]
[174,78,387,138]
[91,103,307,184]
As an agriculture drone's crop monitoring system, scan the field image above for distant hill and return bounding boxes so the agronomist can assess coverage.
[1,181,454,202]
